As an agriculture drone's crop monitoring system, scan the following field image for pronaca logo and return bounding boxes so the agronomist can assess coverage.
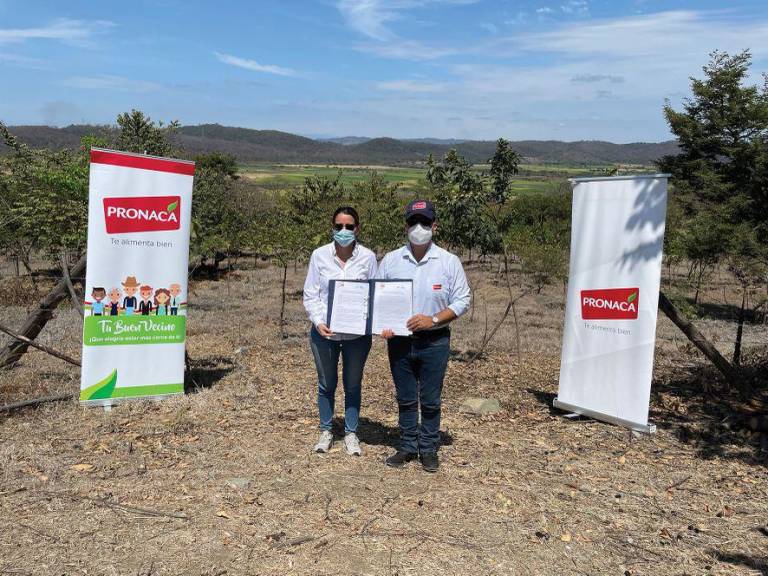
[103,196,180,234]
[581,288,639,320]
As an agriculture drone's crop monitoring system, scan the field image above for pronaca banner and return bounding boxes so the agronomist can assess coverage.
[555,175,668,432]
[80,148,195,404]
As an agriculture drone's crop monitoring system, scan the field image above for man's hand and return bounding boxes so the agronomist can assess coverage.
[406,314,434,332]
[380,329,395,339]
[316,323,334,337]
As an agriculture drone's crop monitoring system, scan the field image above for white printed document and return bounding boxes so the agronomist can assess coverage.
[371,280,413,336]
[328,280,369,335]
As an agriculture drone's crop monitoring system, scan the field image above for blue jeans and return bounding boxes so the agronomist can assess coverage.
[310,327,372,434]
[386,331,450,454]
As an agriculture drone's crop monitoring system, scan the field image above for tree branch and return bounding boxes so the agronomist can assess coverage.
[0,393,73,413]
[0,321,81,367]
[60,253,84,318]
[658,290,740,386]
[0,255,86,369]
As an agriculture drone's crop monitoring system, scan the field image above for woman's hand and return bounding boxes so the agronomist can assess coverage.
[380,329,395,339]
[316,323,335,337]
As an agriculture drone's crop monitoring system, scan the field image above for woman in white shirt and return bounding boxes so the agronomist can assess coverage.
[303,206,378,456]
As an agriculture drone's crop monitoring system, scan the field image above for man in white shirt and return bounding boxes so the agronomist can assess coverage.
[378,200,471,472]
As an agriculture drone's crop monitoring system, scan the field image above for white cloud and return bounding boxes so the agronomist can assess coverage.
[336,0,398,41]
[336,0,479,39]
[337,0,478,60]
[571,73,624,83]
[336,7,768,139]
[561,0,588,15]
[62,75,162,93]
[356,39,459,60]
[214,52,297,76]
[536,7,554,14]
[505,11,527,25]
[0,52,46,68]
[0,18,114,44]
[281,9,768,140]
[520,10,768,59]
[376,79,449,92]
[439,8,768,132]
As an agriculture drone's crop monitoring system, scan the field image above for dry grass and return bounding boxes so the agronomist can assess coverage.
[0,260,767,575]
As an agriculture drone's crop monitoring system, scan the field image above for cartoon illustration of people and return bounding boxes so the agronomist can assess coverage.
[138,285,153,315]
[121,276,139,315]
[169,283,182,315]
[155,288,171,316]
[107,287,121,316]
[90,287,106,316]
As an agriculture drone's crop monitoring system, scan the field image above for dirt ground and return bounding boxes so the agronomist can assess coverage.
[1,260,767,576]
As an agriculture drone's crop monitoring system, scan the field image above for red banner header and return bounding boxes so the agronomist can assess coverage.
[90,149,195,176]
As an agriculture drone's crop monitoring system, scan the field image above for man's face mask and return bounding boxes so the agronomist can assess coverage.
[407,223,433,246]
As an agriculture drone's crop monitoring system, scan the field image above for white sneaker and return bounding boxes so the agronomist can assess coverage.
[344,433,362,456]
[314,431,334,453]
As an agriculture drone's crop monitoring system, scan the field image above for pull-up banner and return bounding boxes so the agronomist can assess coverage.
[554,175,669,433]
[80,148,195,405]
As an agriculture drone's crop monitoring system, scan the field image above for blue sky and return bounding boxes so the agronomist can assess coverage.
[1,1,767,142]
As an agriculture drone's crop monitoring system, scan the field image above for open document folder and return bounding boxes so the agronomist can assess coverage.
[327,279,413,336]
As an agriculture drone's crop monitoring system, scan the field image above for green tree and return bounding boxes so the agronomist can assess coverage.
[427,149,491,257]
[503,190,571,292]
[657,50,768,367]
[190,152,246,275]
[349,171,406,256]
[488,138,521,205]
[263,174,347,334]
[427,140,521,258]
[0,121,90,266]
[1,109,182,272]
[115,109,179,156]
[283,171,347,249]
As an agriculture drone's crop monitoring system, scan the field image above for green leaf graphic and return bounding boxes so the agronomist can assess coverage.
[166,200,178,213]
[627,292,638,304]
[79,369,118,401]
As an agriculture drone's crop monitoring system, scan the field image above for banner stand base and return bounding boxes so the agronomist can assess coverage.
[81,393,183,409]
[553,398,656,434]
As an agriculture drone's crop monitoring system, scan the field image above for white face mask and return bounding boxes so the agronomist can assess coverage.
[408,223,433,246]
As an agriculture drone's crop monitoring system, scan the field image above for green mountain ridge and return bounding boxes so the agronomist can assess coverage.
[1,123,678,166]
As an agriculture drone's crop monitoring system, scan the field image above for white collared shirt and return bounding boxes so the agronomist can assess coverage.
[303,241,378,340]
[377,242,471,320]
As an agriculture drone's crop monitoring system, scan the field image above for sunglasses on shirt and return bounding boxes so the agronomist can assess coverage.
[333,223,357,231]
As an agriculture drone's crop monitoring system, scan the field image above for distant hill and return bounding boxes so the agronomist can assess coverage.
[319,136,371,146]
[319,136,468,146]
[403,138,469,145]
[2,123,678,166]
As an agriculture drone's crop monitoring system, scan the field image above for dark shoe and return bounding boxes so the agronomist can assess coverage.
[386,451,418,468]
[420,452,439,473]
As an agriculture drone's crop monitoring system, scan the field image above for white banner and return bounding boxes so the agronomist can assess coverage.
[555,175,668,432]
[80,148,194,404]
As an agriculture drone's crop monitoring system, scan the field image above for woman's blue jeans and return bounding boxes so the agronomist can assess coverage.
[310,327,372,434]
